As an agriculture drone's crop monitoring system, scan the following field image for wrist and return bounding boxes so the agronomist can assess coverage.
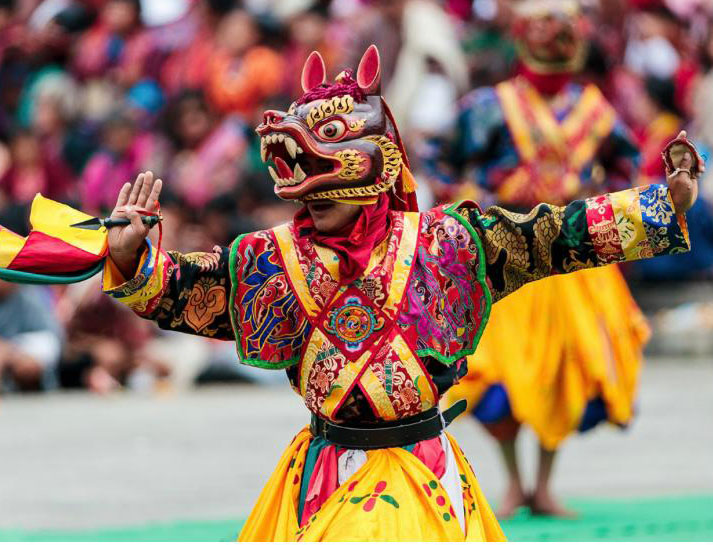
[110,243,147,280]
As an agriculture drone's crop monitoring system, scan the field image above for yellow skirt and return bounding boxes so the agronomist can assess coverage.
[448,265,650,450]
[238,428,505,541]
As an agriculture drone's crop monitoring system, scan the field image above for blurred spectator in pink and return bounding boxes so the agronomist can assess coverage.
[72,0,152,87]
[80,78,167,213]
[125,79,170,177]
[164,90,246,209]
[0,128,74,205]
[80,111,140,213]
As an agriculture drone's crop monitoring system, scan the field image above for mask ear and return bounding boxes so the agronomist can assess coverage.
[356,44,381,95]
[301,51,327,93]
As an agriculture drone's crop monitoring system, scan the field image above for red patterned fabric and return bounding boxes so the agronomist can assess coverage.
[230,204,489,420]
[293,193,391,285]
[584,194,624,264]
[517,63,573,96]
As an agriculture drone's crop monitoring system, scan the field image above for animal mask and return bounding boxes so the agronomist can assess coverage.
[511,0,588,74]
[256,45,417,210]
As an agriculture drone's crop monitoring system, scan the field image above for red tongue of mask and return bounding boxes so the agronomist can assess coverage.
[274,157,293,179]
[294,193,391,285]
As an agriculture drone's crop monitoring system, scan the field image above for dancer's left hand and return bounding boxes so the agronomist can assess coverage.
[666,130,703,213]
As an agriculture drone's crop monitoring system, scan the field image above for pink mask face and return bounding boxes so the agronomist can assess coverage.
[255,46,404,204]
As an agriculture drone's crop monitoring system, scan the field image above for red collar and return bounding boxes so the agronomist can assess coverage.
[293,194,391,285]
[518,63,573,96]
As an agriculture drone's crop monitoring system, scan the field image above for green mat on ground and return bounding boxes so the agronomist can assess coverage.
[2,495,712,541]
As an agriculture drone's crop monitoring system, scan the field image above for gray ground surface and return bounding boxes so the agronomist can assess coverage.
[1,358,712,531]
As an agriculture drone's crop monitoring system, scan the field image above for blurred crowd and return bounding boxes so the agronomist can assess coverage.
[0,0,712,394]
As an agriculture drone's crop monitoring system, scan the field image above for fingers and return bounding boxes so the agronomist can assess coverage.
[116,182,132,208]
[112,205,130,218]
[128,172,145,205]
[676,130,687,140]
[127,208,145,234]
[136,171,154,208]
[669,169,697,213]
[146,178,163,211]
[680,151,693,171]
[127,171,163,212]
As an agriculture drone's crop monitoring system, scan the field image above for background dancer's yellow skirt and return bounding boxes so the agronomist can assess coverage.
[238,428,505,541]
[448,265,650,450]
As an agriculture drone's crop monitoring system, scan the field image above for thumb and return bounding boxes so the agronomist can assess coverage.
[127,208,145,235]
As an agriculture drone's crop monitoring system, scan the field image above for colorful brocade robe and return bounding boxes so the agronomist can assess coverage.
[103,186,689,423]
[431,76,640,209]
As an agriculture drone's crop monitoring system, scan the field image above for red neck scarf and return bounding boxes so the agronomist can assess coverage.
[293,194,391,285]
[518,62,573,96]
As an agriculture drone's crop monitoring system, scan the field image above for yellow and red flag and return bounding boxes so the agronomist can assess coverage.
[0,194,107,283]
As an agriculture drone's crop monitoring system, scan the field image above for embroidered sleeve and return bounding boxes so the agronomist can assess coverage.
[102,240,234,340]
[467,184,690,301]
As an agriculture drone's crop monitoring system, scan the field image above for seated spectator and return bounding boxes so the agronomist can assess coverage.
[124,79,171,179]
[17,67,90,185]
[206,9,285,120]
[0,280,62,392]
[72,0,152,87]
[0,128,74,205]
[164,90,247,209]
[58,283,169,394]
[80,109,155,213]
[159,0,231,97]
[636,75,685,186]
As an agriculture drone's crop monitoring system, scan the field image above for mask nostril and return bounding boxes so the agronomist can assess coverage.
[263,110,286,126]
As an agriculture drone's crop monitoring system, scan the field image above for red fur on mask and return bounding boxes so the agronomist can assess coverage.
[295,71,366,105]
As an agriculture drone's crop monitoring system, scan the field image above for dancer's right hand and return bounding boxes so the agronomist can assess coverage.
[108,171,163,279]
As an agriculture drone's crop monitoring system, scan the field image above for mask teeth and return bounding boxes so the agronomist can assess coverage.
[260,133,303,163]
[268,165,301,188]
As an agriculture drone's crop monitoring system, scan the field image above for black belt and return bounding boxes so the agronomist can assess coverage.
[309,399,467,450]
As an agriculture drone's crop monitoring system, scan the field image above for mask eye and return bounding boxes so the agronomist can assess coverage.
[316,119,346,141]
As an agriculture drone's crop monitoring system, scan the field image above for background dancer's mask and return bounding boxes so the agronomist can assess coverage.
[511,0,589,74]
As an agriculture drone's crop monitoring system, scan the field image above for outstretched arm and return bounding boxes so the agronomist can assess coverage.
[466,136,698,302]
[103,172,234,340]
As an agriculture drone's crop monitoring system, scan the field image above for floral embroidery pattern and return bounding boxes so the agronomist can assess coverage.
[349,480,399,511]
[234,235,311,365]
[182,277,227,332]
[398,206,487,363]
[303,337,347,414]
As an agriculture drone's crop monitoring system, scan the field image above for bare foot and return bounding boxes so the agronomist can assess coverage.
[496,483,528,518]
[530,489,577,518]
